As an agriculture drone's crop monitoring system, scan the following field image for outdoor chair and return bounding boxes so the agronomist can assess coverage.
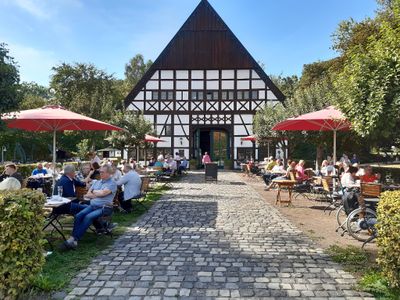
[289,172,312,200]
[129,177,151,211]
[91,205,115,236]
[322,177,343,212]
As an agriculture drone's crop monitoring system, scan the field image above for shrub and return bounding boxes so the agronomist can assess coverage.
[376,191,400,288]
[0,189,46,299]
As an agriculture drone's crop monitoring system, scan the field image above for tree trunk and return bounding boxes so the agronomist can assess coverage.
[316,144,324,170]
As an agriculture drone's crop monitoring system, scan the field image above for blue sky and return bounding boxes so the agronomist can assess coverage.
[0,0,378,87]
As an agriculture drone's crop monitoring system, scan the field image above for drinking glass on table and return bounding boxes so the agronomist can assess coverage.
[57,186,63,198]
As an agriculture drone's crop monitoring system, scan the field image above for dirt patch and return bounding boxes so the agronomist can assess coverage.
[241,174,378,258]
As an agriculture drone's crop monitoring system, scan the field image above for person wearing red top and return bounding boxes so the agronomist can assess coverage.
[360,165,381,183]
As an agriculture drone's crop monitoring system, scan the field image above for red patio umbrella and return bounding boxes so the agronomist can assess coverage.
[272,106,351,163]
[144,134,165,143]
[2,105,122,185]
[240,135,257,142]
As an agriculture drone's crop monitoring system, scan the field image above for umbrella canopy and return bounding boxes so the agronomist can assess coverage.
[2,105,122,185]
[272,106,351,163]
[2,105,122,131]
[240,135,257,142]
[144,134,165,143]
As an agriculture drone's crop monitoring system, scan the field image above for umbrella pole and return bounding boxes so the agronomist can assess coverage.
[333,130,337,164]
[52,129,56,189]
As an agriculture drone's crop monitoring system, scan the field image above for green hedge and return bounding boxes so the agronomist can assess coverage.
[0,189,46,299]
[377,191,400,288]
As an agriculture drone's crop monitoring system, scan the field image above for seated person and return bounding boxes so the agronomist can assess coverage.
[148,157,156,167]
[76,163,91,181]
[320,160,334,176]
[116,163,142,213]
[341,166,359,189]
[262,159,285,185]
[178,157,188,174]
[0,163,24,185]
[167,158,177,175]
[265,161,296,191]
[265,157,276,172]
[53,165,87,215]
[44,162,57,177]
[295,160,308,182]
[111,164,122,182]
[63,165,117,249]
[32,163,48,176]
[87,162,101,181]
[0,177,21,191]
[360,165,380,183]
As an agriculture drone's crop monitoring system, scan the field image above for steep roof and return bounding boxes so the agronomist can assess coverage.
[125,0,285,107]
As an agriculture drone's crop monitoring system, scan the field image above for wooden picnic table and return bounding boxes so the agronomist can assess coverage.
[274,179,297,206]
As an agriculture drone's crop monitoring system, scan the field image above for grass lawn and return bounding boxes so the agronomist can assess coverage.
[327,245,400,299]
[28,183,170,295]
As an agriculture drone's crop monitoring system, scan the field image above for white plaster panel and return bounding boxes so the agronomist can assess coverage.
[237,69,250,79]
[176,81,188,90]
[156,115,171,124]
[252,70,260,79]
[191,81,204,89]
[259,90,266,99]
[146,80,159,90]
[135,102,144,110]
[221,80,234,89]
[178,115,189,124]
[267,90,278,100]
[182,91,189,100]
[134,91,144,100]
[143,115,154,123]
[176,92,182,100]
[206,81,219,90]
[221,70,234,79]
[146,91,152,100]
[160,137,171,147]
[151,71,159,80]
[191,70,204,79]
[234,125,249,136]
[127,104,136,111]
[174,137,189,147]
[156,125,164,135]
[161,81,174,89]
[206,70,219,79]
[241,114,254,124]
[237,80,250,89]
[234,137,253,147]
[252,80,265,89]
[160,70,174,79]
[176,70,189,79]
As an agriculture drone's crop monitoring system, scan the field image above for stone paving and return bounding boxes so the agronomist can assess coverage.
[64,171,373,299]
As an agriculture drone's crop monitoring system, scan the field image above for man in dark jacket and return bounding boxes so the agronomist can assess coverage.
[53,165,86,215]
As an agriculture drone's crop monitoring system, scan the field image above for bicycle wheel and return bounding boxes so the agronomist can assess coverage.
[335,205,347,231]
[346,208,377,242]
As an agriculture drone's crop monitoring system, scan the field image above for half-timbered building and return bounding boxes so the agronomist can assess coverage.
[125,0,285,168]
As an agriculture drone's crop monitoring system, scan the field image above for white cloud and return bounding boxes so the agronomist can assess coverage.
[14,0,50,19]
[8,42,58,86]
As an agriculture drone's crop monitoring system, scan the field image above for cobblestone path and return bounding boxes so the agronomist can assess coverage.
[65,171,373,299]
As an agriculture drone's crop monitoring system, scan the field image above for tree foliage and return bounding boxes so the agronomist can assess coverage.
[18,82,51,110]
[50,63,123,122]
[334,1,400,138]
[106,111,154,153]
[123,54,152,94]
[0,43,20,114]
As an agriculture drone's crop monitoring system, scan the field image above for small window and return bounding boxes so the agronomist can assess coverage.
[152,91,159,100]
[228,91,234,100]
[164,125,172,136]
[251,91,258,100]
[191,91,203,101]
[222,91,227,100]
[237,91,243,100]
[167,91,174,100]
[244,91,250,99]
[161,91,167,100]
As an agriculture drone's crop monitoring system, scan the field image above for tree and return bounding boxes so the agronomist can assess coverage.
[123,54,152,94]
[18,82,51,110]
[50,63,123,122]
[0,43,20,114]
[106,111,153,157]
[334,0,400,139]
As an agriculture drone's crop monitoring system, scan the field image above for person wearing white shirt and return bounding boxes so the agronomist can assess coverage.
[341,166,359,188]
[116,164,142,213]
[111,165,122,182]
